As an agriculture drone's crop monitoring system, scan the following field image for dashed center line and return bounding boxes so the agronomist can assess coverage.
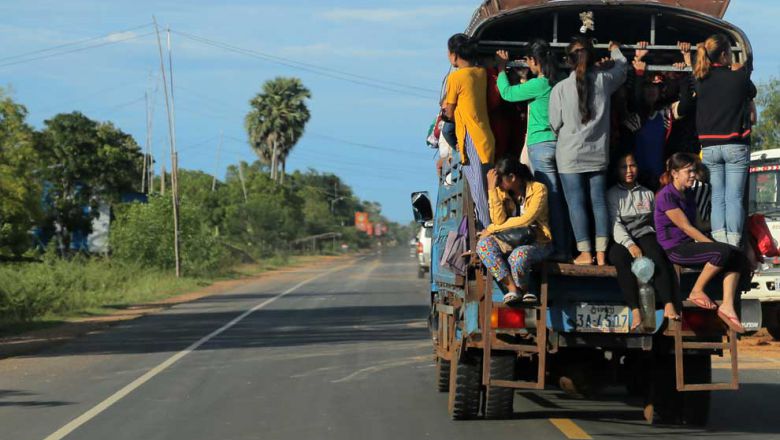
[549,418,593,440]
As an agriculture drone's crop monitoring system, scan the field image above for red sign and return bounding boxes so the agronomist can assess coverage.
[355,212,369,231]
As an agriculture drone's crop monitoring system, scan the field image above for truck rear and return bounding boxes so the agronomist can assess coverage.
[412,0,754,424]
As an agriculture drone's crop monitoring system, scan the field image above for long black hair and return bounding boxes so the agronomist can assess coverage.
[495,158,534,187]
[567,37,596,123]
[526,39,558,87]
[448,33,478,64]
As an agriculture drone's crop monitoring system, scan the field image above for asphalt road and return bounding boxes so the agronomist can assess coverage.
[2,248,780,440]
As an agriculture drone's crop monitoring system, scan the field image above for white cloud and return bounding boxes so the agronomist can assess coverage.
[321,6,474,22]
[105,31,137,42]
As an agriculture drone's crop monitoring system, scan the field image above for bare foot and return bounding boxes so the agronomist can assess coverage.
[573,252,593,265]
[596,251,607,266]
[664,302,680,321]
[631,308,642,331]
[687,291,717,310]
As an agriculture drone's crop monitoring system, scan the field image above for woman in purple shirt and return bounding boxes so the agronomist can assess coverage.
[654,153,750,333]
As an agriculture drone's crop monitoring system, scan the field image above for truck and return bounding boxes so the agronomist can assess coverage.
[412,0,755,425]
[745,148,780,339]
[417,223,433,279]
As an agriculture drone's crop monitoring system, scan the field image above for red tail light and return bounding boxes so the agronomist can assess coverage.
[416,242,423,254]
[491,308,526,329]
[681,310,721,333]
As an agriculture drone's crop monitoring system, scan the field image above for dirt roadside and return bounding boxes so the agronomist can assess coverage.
[0,254,357,360]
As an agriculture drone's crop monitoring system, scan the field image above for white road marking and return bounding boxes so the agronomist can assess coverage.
[43,259,359,440]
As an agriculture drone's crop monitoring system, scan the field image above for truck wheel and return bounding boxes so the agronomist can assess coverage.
[483,352,515,419]
[767,325,780,341]
[435,357,450,392]
[681,355,711,426]
[450,352,481,420]
[650,351,683,424]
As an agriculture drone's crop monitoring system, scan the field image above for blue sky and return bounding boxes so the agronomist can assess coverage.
[0,1,777,222]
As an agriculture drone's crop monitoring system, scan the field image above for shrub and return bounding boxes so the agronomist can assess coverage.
[111,195,232,275]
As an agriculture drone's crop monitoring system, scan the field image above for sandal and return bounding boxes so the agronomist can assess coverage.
[686,295,717,310]
[717,308,746,334]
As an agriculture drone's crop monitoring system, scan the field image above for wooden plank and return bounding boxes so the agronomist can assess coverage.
[490,379,544,390]
[681,383,738,392]
[681,342,725,350]
[491,338,539,353]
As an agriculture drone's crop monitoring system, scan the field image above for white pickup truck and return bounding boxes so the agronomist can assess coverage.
[745,148,780,339]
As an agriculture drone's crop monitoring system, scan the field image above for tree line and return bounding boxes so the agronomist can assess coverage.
[0,78,405,272]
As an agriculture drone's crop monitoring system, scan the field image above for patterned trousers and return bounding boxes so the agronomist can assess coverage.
[476,236,552,289]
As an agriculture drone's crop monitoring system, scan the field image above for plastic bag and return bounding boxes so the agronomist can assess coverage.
[631,256,655,284]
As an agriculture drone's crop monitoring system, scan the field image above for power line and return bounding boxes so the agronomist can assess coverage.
[0,30,155,69]
[171,30,438,99]
[0,23,153,64]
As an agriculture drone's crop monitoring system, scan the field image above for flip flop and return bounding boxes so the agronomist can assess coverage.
[686,295,717,310]
[717,309,745,334]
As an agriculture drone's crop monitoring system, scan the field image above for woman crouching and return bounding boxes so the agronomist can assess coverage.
[654,153,751,333]
[476,158,553,304]
[607,153,680,330]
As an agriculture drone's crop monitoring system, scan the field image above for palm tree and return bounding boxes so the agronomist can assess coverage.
[245,77,311,183]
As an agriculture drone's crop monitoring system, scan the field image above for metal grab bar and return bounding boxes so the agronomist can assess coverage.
[479,40,741,52]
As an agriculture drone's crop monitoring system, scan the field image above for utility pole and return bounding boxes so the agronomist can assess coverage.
[212,130,223,191]
[154,16,181,278]
[160,165,166,195]
[237,161,248,203]
[141,91,149,193]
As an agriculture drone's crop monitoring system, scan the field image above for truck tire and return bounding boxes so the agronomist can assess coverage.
[483,352,515,419]
[681,355,711,426]
[767,325,780,341]
[435,357,450,392]
[650,352,711,426]
[451,352,481,420]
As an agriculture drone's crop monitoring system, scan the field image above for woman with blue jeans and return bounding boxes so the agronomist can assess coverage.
[549,38,627,265]
[495,40,569,261]
[677,34,757,246]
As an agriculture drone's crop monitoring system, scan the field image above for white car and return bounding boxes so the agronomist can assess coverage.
[416,223,433,279]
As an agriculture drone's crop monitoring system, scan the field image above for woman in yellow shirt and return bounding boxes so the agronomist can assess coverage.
[443,33,496,228]
[475,159,553,304]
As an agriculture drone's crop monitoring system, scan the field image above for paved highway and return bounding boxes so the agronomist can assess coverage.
[1,248,779,439]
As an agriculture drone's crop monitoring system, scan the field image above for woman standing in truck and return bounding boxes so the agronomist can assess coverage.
[443,33,496,229]
[677,34,757,246]
[476,158,553,304]
[655,153,751,333]
[494,40,569,261]
[608,153,680,329]
[549,38,628,265]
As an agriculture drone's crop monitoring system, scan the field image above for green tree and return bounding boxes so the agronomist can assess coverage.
[36,112,143,251]
[755,77,780,151]
[245,77,311,184]
[0,90,39,256]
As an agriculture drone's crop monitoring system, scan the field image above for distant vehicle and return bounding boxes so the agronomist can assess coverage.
[417,223,433,279]
[745,148,780,339]
[412,0,754,425]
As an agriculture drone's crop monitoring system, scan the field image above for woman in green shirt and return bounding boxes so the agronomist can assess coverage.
[496,40,569,261]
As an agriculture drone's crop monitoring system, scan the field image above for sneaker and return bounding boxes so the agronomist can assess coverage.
[503,292,521,305]
[522,293,538,303]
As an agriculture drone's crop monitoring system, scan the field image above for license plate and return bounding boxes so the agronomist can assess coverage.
[575,303,630,333]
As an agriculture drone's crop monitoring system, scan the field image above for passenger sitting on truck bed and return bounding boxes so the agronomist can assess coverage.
[476,159,553,305]
[654,153,751,334]
[443,33,496,229]
[549,38,627,266]
[607,153,680,329]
